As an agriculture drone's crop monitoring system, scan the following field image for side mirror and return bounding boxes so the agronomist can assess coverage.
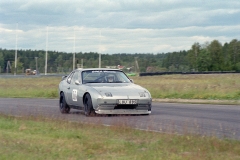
[130,79,134,83]
[62,75,67,81]
[75,80,81,85]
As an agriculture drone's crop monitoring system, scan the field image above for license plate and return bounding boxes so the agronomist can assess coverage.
[118,99,138,104]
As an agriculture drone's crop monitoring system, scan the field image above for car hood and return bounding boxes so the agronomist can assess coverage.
[86,83,149,98]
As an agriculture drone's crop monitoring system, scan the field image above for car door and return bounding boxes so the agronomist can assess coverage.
[68,71,80,106]
[66,71,85,107]
[65,71,75,105]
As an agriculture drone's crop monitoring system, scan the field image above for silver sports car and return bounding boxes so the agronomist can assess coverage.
[58,68,152,116]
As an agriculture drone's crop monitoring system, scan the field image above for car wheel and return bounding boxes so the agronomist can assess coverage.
[59,93,70,114]
[84,93,96,116]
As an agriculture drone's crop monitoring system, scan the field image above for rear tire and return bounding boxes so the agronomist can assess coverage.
[59,93,70,114]
[84,93,96,116]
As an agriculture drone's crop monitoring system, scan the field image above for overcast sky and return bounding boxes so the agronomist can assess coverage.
[1,0,240,54]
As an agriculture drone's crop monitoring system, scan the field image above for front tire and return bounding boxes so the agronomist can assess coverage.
[84,93,96,116]
[59,93,70,114]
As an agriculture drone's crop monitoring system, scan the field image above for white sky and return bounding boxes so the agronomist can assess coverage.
[0,0,240,54]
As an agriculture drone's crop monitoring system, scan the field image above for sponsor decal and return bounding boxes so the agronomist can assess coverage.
[72,89,78,101]
[92,70,116,73]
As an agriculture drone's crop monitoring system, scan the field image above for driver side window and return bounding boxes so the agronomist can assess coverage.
[67,72,74,84]
[71,71,80,84]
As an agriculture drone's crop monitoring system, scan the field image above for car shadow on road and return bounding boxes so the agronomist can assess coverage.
[69,110,149,117]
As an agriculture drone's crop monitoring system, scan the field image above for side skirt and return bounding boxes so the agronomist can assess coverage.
[69,105,84,110]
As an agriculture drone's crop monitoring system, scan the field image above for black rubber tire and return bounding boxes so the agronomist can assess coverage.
[59,93,70,114]
[84,93,96,116]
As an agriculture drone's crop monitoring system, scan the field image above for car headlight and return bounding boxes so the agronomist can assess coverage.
[139,92,146,97]
[105,92,112,97]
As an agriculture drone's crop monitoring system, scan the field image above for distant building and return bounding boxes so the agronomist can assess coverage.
[105,65,125,70]
[106,66,117,69]
[146,66,155,72]
[117,65,124,70]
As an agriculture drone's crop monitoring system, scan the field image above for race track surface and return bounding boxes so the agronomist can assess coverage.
[0,98,239,140]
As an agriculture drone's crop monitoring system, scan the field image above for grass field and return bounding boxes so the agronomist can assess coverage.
[0,74,239,100]
[0,74,240,159]
[134,74,240,100]
[1,114,240,160]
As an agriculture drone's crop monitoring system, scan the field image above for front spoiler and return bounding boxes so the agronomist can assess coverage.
[95,109,151,115]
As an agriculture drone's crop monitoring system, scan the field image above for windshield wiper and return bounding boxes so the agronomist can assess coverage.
[84,81,101,84]
[114,81,123,83]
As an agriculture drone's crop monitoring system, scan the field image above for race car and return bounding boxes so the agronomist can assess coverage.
[58,68,152,116]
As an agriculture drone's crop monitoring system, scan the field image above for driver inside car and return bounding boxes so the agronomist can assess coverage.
[106,75,115,83]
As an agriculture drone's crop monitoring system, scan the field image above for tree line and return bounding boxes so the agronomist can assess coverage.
[165,39,240,72]
[0,39,239,74]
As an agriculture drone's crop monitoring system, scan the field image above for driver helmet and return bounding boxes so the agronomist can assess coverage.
[106,74,115,82]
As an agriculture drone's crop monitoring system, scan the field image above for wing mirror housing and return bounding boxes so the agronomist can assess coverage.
[75,80,81,85]
[130,79,134,83]
[62,75,67,81]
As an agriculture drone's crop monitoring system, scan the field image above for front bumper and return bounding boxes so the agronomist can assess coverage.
[95,109,151,115]
[94,98,152,114]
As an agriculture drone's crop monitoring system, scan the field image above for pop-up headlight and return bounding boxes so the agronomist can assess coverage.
[105,92,112,97]
[139,92,146,97]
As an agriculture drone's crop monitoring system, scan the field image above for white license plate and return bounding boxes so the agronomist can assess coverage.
[118,99,138,104]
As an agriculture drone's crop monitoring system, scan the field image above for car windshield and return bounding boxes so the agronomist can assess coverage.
[82,70,131,84]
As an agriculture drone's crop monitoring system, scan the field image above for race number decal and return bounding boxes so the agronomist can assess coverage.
[72,89,78,101]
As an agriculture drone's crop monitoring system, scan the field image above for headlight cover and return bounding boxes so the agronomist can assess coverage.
[139,92,146,97]
[105,92,112,97]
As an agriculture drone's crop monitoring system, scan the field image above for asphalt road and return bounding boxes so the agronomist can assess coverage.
[0,98,239,140]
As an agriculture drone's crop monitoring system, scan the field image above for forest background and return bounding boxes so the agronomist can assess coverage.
[0,39,240,74]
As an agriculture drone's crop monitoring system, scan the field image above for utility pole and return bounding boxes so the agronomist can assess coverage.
[7,61,11,74]
[194,44,198,71]
[45,26,48,75]
[135,57,139,73]
[35,57,38,74]
[99,30,101,68]
[99,53,101,68]
[14,23,18,76]
[73,28,76,70]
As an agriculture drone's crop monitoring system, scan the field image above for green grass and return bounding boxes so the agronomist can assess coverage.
[1,75,240,159]
[0,74,240,100]
[133,74,240,100]
[1,114,240,160]
[0,77,59,98]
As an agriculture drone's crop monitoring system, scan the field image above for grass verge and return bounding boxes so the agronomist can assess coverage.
[133,74,240,101]
[0,77,59,98]
[1,114,240,160]
[0,74,239,102]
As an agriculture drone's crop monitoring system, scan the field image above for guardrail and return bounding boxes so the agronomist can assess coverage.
[139,71,240,76]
